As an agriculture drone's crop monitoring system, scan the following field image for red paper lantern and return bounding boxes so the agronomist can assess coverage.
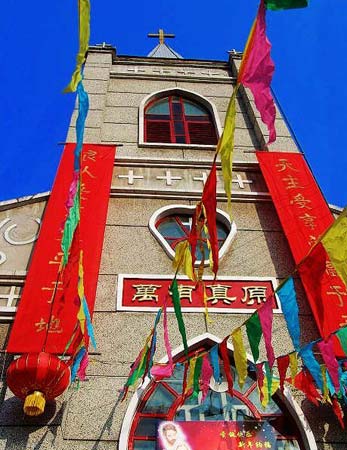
[6,352,70,416]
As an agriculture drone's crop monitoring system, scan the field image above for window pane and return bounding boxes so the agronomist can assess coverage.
[183,100,208,116]
[146,114,170,121]
[143,384,176,414]
[133,440,157,450]
[175,135,186,144]
[174,121,185,135]
[135,417,161,437]
[146,121,171,143]
[147,99,170,115]
[172,102,183,119]
[174,391,254,422]
[188,122,217,145]
[157,218,187,239]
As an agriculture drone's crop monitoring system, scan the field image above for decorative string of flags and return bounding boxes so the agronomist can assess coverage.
[59,0,95,377]
[120,0,347,428]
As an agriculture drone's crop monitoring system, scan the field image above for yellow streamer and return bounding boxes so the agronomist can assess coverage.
[77,250,86,334]
[185,358,197,395]
[172,240,195,281]
[217,84,239,215]
[321,366,332,404]
[232,328,248,390]
[261,378,279,408]
[202,283,212,325]
[289,352,298,381]
[321,208,347,287]
[64,0,91,93]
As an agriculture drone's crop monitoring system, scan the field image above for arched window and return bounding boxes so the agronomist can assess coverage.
[144,96,218,145]
[120,335,316,450]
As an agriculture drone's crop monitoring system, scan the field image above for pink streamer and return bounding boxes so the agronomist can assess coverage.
[258,298,275,367]
[66,170,79,208]
[200,354,213,402]
[256,363,265,403]
[318,338,340,393]
[238,0,276,144]
[77,351,89,381]
[151,298,174,379]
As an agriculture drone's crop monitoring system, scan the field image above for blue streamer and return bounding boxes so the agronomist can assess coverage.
[338,365,347,405]
[74,80,89,170]
[209,344,221,382]
[277,277,300,350]
[300,343,323,391]
[71,347,86,381]
[82,297,97,350]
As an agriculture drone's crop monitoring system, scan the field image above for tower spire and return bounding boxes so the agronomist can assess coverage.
[147,29,182,59]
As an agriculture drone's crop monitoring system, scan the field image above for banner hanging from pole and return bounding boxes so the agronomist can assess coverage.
[257,151,347,349]
[7,143,116,354]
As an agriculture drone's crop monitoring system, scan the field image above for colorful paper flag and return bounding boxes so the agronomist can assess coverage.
[300,343,323,391]
[202,162,219,275]
[238,0,276,144]
[265,0,308,10]
[220,337,234,395]
[321,208,347,288]
[277,277,300,350]
[277,354,290,392]
[217,85,239,208]
[245,313,262,363]
[170,279,189,357]
[318,338,340,394]
[232,328,248,390]
[64,0,91,93]
[258,299,276,367]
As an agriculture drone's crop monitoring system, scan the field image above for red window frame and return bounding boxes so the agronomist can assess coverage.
[144,96,218,145]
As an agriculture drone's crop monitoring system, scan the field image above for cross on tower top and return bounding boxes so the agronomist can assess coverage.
[148,29,175,45]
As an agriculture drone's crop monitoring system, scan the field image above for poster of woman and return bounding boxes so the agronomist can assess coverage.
[158,422,192,450]
[157,421,277,450]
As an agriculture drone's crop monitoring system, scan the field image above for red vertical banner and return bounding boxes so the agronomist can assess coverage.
[7,143,116,353]
[256,151,334,263]
[257,151,347,347]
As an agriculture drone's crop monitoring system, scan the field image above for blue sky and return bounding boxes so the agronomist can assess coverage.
[0,0,346,206]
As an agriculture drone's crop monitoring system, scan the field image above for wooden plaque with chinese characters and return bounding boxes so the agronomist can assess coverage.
[117,274,280,313]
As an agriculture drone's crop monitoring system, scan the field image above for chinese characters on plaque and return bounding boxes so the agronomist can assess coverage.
[117,275,280,313]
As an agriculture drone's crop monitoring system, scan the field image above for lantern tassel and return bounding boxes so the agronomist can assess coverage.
[23,390,46,416]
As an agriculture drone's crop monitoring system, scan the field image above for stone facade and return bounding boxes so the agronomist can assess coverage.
[0,46,345,449]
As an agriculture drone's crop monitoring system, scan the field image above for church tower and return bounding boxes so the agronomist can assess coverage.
[0,33,344,449]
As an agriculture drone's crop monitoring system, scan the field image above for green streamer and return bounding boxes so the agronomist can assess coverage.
[264,361,273,397]
[265,0,308,10]
[170,279,189,357]
[336,327,347,356]
[193,356,203,398]
[246,313,262,363]
[61,188,80,266]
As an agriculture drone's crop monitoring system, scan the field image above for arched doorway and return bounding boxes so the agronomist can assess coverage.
[120,334,317,450]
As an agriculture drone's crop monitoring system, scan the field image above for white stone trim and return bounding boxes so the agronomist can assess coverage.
[119,333,317,450]
[138,87,223,147]
[148,204,236,267]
